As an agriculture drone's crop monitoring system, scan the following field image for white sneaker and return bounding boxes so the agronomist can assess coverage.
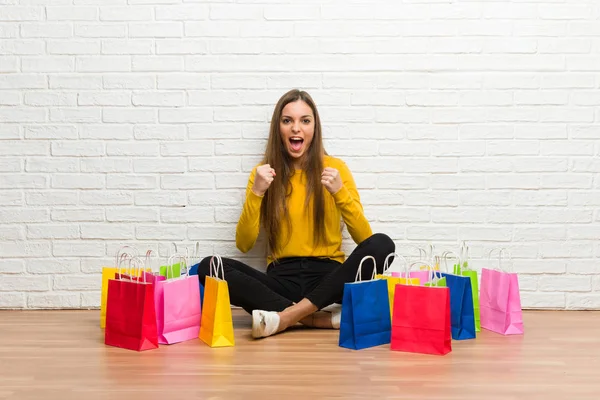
[251,310,280,339]
[322,304,342,329]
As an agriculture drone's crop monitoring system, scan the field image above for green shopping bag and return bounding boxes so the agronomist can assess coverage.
[159,242,183,279]
[453,243,480,332]
[160,263,182,279]
[425,262,447,288]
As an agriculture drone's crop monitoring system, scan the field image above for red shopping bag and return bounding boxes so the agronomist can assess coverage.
[105,257,158,352]
[391,271,452,356]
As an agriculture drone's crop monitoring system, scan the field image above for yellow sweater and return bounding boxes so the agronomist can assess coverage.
[236,155,373,265]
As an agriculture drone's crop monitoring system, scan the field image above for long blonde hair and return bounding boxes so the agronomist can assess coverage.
[260,89,327,258]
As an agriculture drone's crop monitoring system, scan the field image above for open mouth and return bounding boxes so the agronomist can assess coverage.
[289,137,304,152]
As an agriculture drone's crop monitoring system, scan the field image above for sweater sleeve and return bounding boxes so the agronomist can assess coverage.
[331,161,373,244]
[235,167,263,253]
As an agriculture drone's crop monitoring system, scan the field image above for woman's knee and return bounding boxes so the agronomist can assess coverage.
[366,232,395,255]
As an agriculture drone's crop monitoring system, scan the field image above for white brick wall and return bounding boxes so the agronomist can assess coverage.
[1,0,599,310]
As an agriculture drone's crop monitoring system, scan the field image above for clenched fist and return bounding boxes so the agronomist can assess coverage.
[252,164,276,196]
[321,167,342,194]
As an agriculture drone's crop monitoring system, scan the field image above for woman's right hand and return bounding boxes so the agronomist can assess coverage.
[251,164,276,196]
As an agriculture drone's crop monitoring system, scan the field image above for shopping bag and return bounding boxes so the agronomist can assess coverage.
[100,245,138,328]
[392,244,433,285]
[158,254,201,344]
[187,242,205,311]
[104,257,159,351]
[424,267,447,288]
[339,256,391,350]
[376,253,419,320]
[480,248,524,335]
[199,255,234,347]
[453,242,481,332]
[391,263,452,356]
[188,262,204,311]
[440,251,476,341]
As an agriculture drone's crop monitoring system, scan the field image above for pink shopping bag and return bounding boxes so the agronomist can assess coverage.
[480,248,524,335]
[391,245,432,284]
[156,254,202,344]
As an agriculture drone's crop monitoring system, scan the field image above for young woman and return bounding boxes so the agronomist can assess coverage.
[196,89,394,339]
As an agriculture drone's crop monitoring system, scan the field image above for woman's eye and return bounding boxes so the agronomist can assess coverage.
[282,119,290,124]
[303,119,311,124]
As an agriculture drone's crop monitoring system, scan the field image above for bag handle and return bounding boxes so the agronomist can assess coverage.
[425,243,435,264]
[488,248,511,273]
[166,253,188,280]
[425,262,443,285]
[382,252,408,276]
[409,261,441,285]
[131,257,146,283]
[190,242,200,270]
[407,261,432,285]
[459,241,470,272]
[114,245,138,269]
[144,250,155,273]
[441,250,460,274]
[355,255,377,282]
[116,253,131,280]
[209,255,225,280]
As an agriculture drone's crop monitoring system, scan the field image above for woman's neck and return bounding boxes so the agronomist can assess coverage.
[292,159,304,171]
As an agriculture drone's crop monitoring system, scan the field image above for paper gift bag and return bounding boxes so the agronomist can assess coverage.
[339,256,391,350]
[160,263,182,279]
[424,267,447,288]
[392,244,437,282]
[158,254,201,344]
[104,257,159,351]
[453,242,481,332]
[376,253,419,320]
[391,273,452,356]
[480,248,524,335]
[440,251,476,341]
[101,245,139,328]
[199,255,234,347]
[391,252,430,284]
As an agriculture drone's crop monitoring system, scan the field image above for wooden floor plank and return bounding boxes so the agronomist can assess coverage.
[0,310,599,400]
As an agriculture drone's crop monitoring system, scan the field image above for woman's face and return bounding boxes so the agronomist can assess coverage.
[279,100,315,167]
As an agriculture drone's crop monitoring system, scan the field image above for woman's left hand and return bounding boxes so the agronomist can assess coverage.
[321,167,343,194]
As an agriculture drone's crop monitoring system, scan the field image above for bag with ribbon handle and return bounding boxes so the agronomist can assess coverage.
[339,256,391,350]
[156,253,202,344]
[104,256,159,351]
[100,245,139,328]
[377,253,419,321]
[439,250,476,340]
[391,261,452,356]
[453,242,481,332]
[480,248,524,335]
[199,255,235,347]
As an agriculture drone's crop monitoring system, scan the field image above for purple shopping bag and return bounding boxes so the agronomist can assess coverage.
[480,249,524,335]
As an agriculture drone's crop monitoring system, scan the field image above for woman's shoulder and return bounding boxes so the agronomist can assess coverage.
[324,155,350,171]
[323,154,346,168]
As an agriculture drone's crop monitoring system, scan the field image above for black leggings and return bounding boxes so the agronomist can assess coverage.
[197,233,395,313]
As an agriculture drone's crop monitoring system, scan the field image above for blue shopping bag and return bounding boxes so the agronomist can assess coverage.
[339,256,391,350]
[188,262,204,311]
[439,251,476,341]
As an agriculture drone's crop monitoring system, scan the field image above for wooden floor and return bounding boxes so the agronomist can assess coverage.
[0,310,599,400]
